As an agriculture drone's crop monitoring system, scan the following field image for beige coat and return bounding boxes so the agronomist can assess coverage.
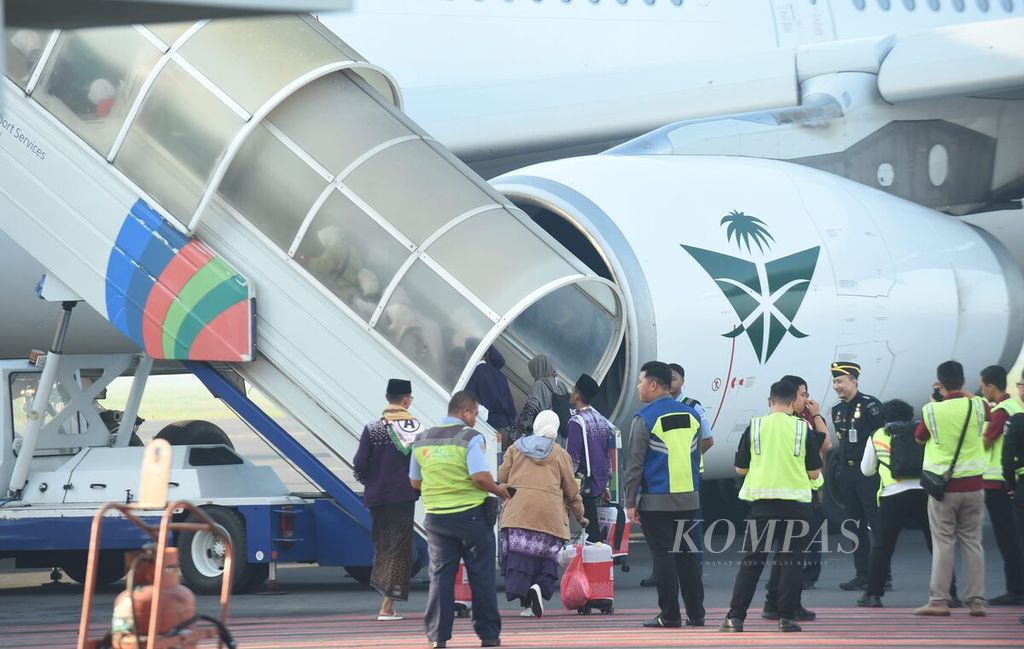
[498,440,585,540]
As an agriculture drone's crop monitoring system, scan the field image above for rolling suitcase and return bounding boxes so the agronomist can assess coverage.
[597,502,631,571]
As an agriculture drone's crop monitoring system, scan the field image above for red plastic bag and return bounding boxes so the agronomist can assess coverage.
[560,545,591,610]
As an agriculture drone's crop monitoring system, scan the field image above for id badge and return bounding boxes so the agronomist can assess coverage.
[849,427,858,444]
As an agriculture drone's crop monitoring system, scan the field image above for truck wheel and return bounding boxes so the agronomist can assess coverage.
[62,550,126,586]
[178,506,259,594]
[155,420,234,449]
[344,565,372,586]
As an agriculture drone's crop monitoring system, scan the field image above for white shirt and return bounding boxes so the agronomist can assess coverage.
[861,436,922,497]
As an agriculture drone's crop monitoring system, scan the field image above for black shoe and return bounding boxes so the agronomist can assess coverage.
[481,640,500,648]
[884,579,893,592]
[685,618,705,627]
[795,606,816,621]
[949,596,964,608]
[840,576,868,591]
[719,617,743,633]
[989,592,1024,606]
[779,618,802,633]
[640,574,657,588]
[761,606,780,620]
[857,594,883,608]
[429,642,446,649]
[642,615,682,628]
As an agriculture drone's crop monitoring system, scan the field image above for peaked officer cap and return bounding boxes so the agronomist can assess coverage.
[830,362,861,379]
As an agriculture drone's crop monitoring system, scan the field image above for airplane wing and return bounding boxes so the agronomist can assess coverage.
[5,0,352,29]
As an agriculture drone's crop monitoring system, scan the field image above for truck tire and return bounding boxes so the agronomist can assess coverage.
[155,420,234,449]
[177,506,261,594]
[62,550,127,586]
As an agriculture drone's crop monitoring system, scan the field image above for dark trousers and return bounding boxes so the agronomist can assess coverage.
[582,496,604,543]
[765,497,823,605]
[424,505,501,644]
[639,509,705,623]
[839,464,879,577]
[729,515,812,621]
[866,489,932,597]
[985,488,1024,595]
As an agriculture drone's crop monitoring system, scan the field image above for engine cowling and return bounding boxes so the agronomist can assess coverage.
[493,154,1024,478]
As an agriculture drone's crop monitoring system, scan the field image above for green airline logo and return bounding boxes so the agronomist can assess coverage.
[682,211,820,363]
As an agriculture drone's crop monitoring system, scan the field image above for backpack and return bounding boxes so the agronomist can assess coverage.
[550,380,573,437]
[885,421,924,479]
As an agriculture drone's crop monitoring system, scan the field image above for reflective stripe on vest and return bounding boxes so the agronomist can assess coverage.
[639,398,701,496]
[739,412,812,503]
[413,425,487,515]
[921,397,986,478]
[984,399,1024,482]
[871,427,896,500]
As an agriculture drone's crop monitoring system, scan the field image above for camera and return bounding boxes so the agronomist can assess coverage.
[931,387,943,402]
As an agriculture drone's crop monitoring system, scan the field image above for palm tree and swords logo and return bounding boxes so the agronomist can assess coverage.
[682,211,820,363]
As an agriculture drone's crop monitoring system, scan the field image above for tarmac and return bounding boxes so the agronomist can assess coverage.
[3,529,1022,648]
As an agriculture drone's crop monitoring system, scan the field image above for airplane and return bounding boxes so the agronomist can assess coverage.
[1,1,1022,525]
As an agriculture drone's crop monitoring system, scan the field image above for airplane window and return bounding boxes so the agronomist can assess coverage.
[1001,0,1013,10]
[902,0,915,9]
[427,208,578,315]
[376,261,495,391]
[33,28,162,156]
[672,0,683,5]
[115,61,243,222]
[952,0,964,8]
[852,0,866,9]
[294,190,409,322]
[179,16,341,114]
[218,123,325,250]
[878,0,891,10]
[267,72,409,178]
[344,139,497,246]
[645,0,656,5]
[3,28,50,89]
[928,0,940,9]
[977,0,989,11]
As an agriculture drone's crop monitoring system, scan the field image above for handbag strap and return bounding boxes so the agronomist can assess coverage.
[579,415,592,478]
[945,399,975,476]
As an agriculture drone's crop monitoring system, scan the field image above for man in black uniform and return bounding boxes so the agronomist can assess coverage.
[1002,370,1024,627]
[830,361,885,591]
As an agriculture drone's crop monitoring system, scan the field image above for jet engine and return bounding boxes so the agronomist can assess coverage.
[493,154,1024,478]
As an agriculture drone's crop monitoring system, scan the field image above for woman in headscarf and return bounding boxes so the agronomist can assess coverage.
[514,353,571,443]
[498,410,587,617]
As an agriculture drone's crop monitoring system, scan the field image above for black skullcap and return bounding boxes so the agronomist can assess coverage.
[386,378,412,395]
[575,373,600,402]
[830,362,861,379]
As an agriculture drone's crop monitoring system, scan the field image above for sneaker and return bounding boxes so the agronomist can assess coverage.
[642,615,682,628]
[914,601,951,616]
[528,584,544,618]
[519,608,535,617]
[719,617,743,633]
[840,575,868,591]
[989,592,1024,606]
[779,618,802,633]
[640,574,657,588]
[857,594,883,608]
[968,600,988,617]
